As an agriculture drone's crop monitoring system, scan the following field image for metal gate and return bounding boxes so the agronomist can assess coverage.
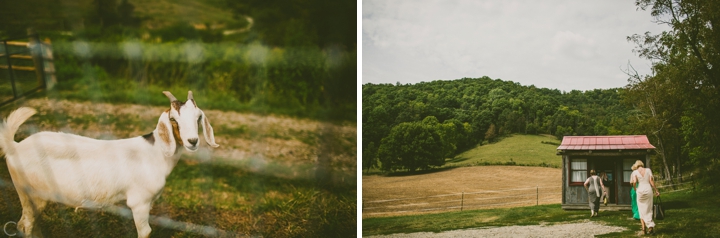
[0,31,53,107]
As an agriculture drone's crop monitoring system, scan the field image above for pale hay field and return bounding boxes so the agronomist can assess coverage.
[362,166,562,218]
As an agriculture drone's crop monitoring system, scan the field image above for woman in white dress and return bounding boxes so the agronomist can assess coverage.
[630,160,661,234]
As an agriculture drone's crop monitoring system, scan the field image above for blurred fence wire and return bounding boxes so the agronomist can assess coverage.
[0,177,239,237]
[0,30,356,236]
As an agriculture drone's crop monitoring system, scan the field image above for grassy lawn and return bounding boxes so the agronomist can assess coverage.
[0,88,356,237]
[0,155,356,237]
[448,134,562,168]
[363,188,720,237]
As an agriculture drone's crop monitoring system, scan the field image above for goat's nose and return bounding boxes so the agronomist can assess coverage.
[188,138,198,146]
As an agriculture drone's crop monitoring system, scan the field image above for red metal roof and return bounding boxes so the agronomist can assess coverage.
[557,135,656,150]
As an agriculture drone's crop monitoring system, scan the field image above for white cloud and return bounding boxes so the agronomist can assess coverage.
[552,31,598,60]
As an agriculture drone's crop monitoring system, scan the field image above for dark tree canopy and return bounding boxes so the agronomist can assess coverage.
[626,0,720,186]
[362,77,633,172]
[377,116,447,172]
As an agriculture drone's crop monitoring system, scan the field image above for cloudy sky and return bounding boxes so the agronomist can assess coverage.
[362,0,672,91]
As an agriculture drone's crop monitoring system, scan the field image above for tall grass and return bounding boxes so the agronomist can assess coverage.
[49,40,356,121]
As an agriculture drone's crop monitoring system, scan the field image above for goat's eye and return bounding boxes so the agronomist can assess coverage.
[197,116,202,123]
[169,118,176,122]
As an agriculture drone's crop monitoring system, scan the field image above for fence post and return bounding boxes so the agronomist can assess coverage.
[2,40,18,98]
[27,28,46,89]
[41,38,56,89]
[536,185,538,206]
[461,192,464,211]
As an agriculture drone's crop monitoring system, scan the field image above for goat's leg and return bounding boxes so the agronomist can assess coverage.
[17,194,47,238]
[127,197,152,238]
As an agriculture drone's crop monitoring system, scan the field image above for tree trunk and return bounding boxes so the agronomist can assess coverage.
[676,146,682,182]
[654,133,673,184]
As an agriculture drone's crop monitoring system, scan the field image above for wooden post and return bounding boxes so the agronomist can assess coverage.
[461,192,464,211]
[536,185,539,206]
[26,29,56,90]
[28,28,45,88]
[2,40,18,98]
[42,38,56,89]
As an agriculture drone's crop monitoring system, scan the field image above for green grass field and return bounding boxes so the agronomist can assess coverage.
[0,90,356,237]
[363,187,720,237]
[0,157,355,237]
[448,134,562,168]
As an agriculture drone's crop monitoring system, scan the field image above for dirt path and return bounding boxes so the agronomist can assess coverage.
[363,166,562,217]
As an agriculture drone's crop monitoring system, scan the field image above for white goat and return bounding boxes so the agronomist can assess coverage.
[0,91,219,238]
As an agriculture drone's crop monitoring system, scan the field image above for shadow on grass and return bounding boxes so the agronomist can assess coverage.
[384,167,460,177]
[663,200,691,210]
[446,156,471,164]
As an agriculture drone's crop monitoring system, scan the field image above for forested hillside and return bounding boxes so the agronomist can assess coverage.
[362,77,633,172]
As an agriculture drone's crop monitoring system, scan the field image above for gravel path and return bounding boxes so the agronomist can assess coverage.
[364,221,628,238]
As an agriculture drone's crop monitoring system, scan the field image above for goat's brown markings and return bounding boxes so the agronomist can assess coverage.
[165,103,184,146]
[170,101,185,115]
[203,115,211,135]
[169,118,183,145]
[142,132,155,145]
[163,101,194,148]
[157,121,172,146]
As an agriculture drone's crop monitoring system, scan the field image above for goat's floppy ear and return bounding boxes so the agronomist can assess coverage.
[157,111,177,156]
[200,110,219,148]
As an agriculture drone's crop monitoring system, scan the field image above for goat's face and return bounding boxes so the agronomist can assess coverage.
[158,91,219,156]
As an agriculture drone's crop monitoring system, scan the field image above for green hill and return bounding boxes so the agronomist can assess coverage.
[448,134,562,168]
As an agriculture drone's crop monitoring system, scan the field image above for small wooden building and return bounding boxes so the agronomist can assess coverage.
[556,135,655,210]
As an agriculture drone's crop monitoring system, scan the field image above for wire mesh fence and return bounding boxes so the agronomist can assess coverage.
[0,179,238,237]
[363,175,694,218]
[0,26,357,237]
[363,186,562,217]
[655,175,696,193]
[0,112,355,238]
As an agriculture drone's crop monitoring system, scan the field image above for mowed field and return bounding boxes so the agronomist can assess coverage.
[448,134,562,167]
[362,166,562,218]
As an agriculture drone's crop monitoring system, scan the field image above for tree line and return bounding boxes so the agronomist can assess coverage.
[362,78,633,172]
